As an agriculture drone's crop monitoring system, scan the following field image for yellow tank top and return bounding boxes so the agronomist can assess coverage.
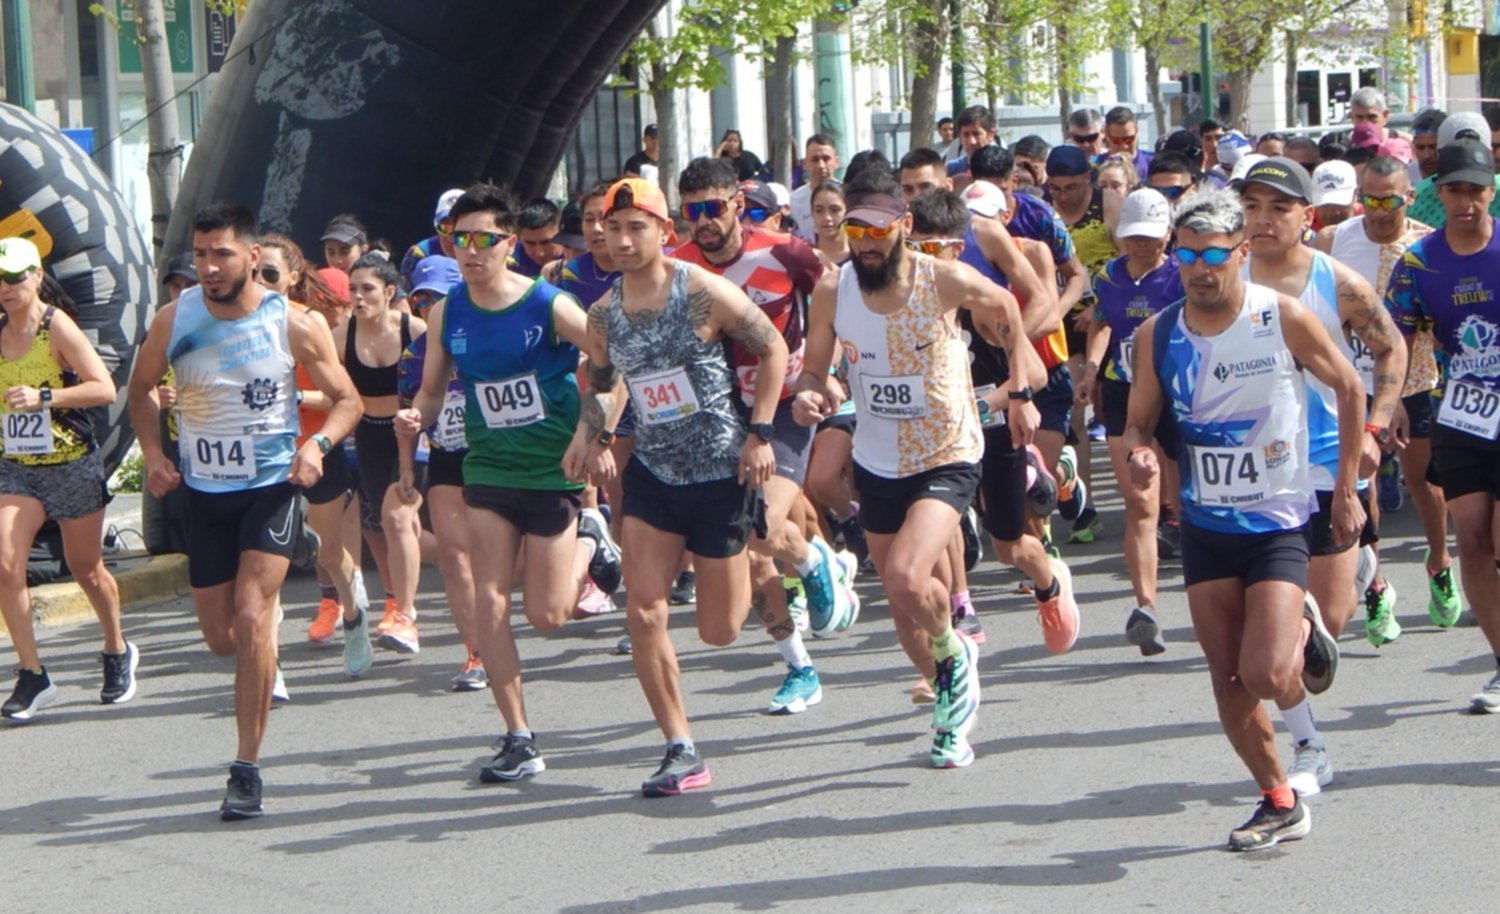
[0,307,92,465]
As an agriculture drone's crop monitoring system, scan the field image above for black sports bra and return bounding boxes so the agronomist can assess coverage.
[345,312,411,398]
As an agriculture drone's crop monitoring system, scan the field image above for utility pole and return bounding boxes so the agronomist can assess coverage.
[1199,7,1213,121]
[3,0,37,112]
[950,0,966,114]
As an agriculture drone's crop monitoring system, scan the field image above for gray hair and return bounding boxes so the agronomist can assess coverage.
[1068,108,1103,131]
[1351,87,1388,111]
[1174,188,1246,237]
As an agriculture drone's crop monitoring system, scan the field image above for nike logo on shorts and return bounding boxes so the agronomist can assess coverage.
[268,500,297,547]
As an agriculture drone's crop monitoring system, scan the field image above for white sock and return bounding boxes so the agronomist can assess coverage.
[793,538,825,577]
[1279,698,1321,746]
[776,629,813,670]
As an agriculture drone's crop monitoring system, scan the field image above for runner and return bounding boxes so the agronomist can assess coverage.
[794,169,1039,768]
[1408,112,1500,229]
[1066,108,1107,155]
[808,180,849,268]
[789,134,841,244]
[1240,158,1408,799]
[672,156,854,715]
[1314,155,1460,631]
[126,202,362,819]
[1311,161,1359,230]
[946,105,1001,178]
[395,183,608,780]
[321,214,371,274]
[0,237,135,722]
[1410,109,1446,182]
[1386,138,1500,713]
[1104,106,1153,181]
[399,188,463,288]
[1124,188,1367,850]
[510,198,567,279]
[581,176,787,793]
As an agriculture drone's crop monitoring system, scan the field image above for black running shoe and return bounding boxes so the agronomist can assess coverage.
[480,734,546,782]
[220,762,264,821]
[669,571,697,606]
[100,641,139,704]
[961,506,982,571]
[1301,594,1339,696]
[1156,520,1181,560]
[578,508,623,595]
[839,516,869,566]
[1227,796,1310,851]
[2,667,57,722]
[642,744,711,797]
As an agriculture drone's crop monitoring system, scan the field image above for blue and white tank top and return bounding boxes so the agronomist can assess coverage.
[1155,282,1314,534]
[168,287,298,493]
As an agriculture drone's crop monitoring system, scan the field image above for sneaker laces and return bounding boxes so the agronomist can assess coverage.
[933,656,957,704]
[933,730,959,752]
[1432,565,1456,597]
[1364,584,1384,621]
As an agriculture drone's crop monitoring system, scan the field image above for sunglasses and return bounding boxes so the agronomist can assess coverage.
[258,266,282,285]
[1107,134,1137,148]
[434,221,454,236]
[453,230,511,250]
[408,290,440,311]
[0,269,33,285]
[904,238,963,255]
[1153,185,1189,200]
[742,206,771,223]
[1174,246,1235,266]
[1361,194,1406,211]
[841,222,899,240]
[681,199,734,221]
[1069,132,1100,145]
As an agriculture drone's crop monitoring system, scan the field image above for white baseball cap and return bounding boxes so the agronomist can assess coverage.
[1439,111,1490,148]
[766,181,792,210]
[434,188,465,223]
[1118,188,1173,239]
[961,179,1008,217]
[1229,153,1268,185]
[1311,160,1358,207]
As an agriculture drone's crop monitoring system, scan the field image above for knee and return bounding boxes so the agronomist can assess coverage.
[439,541,471,576]
[528,600,569,633]
[626,601,668,636]
[883,563,928,608]
[1239,661,1295,702]
[73,562,115,595]
[698,617,739,647]
[202,629,236,657]
[0,549,27,589]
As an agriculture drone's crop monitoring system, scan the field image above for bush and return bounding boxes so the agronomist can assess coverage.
[110,448,144,494]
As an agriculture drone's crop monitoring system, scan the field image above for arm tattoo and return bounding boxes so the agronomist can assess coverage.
[585,357,619,392]
[581,391,615,437]
[688,283,714,328]
[587,301,610,338]
[727,302,781,355]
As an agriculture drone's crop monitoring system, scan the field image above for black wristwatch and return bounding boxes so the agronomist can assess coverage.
[749,422,776,443]
[1007,386,1034,402]
[597,429,617,447]
[39,387,53,406]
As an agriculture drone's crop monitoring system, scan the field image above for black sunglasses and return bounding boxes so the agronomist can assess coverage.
[1070,132,1100,145]
[258,266,282,284]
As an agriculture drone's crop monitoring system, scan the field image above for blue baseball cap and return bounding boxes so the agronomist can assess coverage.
[410,255,461,295]
[1046,145,1092,178]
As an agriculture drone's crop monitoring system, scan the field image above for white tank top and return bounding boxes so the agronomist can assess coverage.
[1330,215,1437,395]
[834,254,981,478]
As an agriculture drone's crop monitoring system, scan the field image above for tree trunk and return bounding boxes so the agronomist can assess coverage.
[1056,25,1072,130]
[1227,69,1253,133]
[908,0,948,153]
[1145,44,1166,136]
[1284,30,1299,126]
[767,33,796,186]
[135,0,181,259]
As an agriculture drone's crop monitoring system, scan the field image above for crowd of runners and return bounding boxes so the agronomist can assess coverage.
[2,88,1498,853]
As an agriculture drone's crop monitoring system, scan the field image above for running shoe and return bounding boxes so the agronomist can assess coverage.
[931,728,974,769]
[271,665,290,704]
[834,549,860,631]
[379,610,420,654]
[784,576,808,633]
[100,641,139,704]
[1470,671,1500,714]
[1,668,56,722]
[578,507,623,595]
[308,598,342,644]
[838,515,869,565]
[451,648,488,691]
[803,537,850,639]
[911,676,935,705]
[931,631,980,738]
[220,762,264,821]
[1056,446,1086,522]
[1301,593,1339,696]
[1037,556,1080,654]
[1354,545,1377,598]
[954,607,986,645]
[642,744,711,797]
[1067,507,1102,544]
[375,596,399,636]
[342,607,373,679]
[352,567,370,614]
[767,665,822,714]
[1285,738,1333,797]
[615,635,632,656]
[1377,456,1403,513]
[1156,519,1181,560]
[1087,417,1107,442]
[961,506,983,571]
[1024,444,1059,515]
[1426,549,1462,628]
[669,571,696,606]
[480,733,545,782]
[572,579,615,619]
[1227,795,1310,851]
[1364,581,1401,648]
[1125,606,1166,656]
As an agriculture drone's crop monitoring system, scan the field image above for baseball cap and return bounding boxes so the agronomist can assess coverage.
[1435,138,1496,186]
[740,180,778,213]
[1045,145,1091,178]
[1117,188,1172,239]
[603,177,671,223]
[410,256,461,295]
[0,237,42,274]
[1350,122,1385,149]
[1162,129,1204,161]
[318,267,351,302]
[643,123,659,138]
[1239,156,1313,201]
[960,180,1008,217]
[1216,131,1253,167]
[1439,111,1489,147]
[1377,137,1414,164]
[433,188,465,224]
[1311,160,1358,206]
[321,218,366,246]
[766,181,791,210]
[162,251,197,284]
[844,186,909,227]
[1228,153,1267,185]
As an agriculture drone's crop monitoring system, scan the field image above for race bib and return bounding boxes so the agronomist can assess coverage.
[861,374,928,420]
[1117,335,1136,383]
[434,388,468,449]
[2,409,52,456]
[1436,379,1500,440]
[973,384,1006,427]
[475,373,546,429]
[629,366,701,427]
[1349,332,1376,396]
[1190,445,1268,506]
[186,432,256,482]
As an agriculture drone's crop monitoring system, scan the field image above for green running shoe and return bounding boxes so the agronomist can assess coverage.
[1068,508,1102,544]
[931,632,980,738]
[931,729,974,768]
[1425,549,1462,628]
[1364,581,1401,648]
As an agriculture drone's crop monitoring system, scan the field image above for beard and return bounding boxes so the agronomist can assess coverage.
[852,239,904,292]
[205,271,250,304]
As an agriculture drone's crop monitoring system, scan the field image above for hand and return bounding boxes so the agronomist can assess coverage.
[1127,447,1159,490]
[1330,484,1367,551]
[562,430,591,483]
[1389,400,1410,451]
[792,390,829,427]
[395,466,420,504]
[1357,429,1381,479]
[5,386,41,412]
[588,443,618,484]
[394,407,424,440]
[1074,379,1092,407]
[738,438,775,486]
[145,453,181,498]
[1070,304,1096,332]
[156,384,178,410]
[287,441,325,488]
[1007,400,1040,447]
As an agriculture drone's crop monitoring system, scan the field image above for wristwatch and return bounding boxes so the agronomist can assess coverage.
[597,429,617,447]
[1364,422,1390,446]
[39,387,52,407]
[749,422,776,443]
[1007,386,1034,402]
[311,433,334,455]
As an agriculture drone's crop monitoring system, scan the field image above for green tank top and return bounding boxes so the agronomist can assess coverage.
[0,307,93,466]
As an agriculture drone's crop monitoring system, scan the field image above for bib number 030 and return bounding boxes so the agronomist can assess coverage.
[2,409,52,456]
[1437,379,1500,440]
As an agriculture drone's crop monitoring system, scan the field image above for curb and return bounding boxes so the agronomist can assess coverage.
[1,554,191,641]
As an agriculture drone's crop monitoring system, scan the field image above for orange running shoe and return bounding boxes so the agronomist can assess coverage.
[308,599,341,644]
[1037,556,1079,654]
[375,597,399,635]
[379,610,420,654]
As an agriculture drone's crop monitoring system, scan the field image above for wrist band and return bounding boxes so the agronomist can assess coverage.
[1130,446,1152,459]
[1363,423,1384,436]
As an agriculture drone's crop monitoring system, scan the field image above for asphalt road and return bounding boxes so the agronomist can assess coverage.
[3,474,1499,912]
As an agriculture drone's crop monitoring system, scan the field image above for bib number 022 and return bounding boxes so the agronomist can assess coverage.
[2,410,52,455]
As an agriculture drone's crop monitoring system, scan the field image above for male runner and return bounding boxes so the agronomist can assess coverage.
[581,177,789,794]
[789,134,841,244]
[1104,106,1154,180]
[1125,188,1367,851]
[127,202,363,820]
